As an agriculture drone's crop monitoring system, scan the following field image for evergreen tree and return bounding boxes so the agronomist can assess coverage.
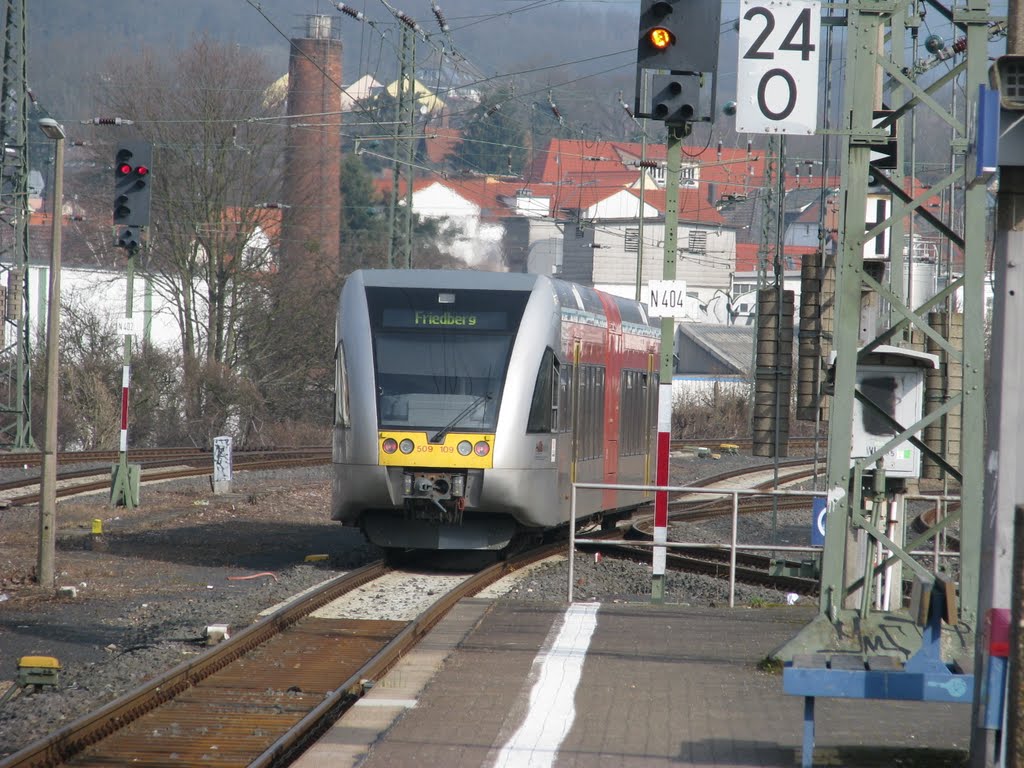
[456,87,526,176]
[339,154,388,273]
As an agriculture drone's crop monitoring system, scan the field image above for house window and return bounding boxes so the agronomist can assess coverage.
[688,230,707,254]
[624,228,640,253]
[732,280,758,295]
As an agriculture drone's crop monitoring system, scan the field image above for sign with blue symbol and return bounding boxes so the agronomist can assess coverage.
[811,497,827,546]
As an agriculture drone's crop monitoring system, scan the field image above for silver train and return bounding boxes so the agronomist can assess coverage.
[331,269,660,551]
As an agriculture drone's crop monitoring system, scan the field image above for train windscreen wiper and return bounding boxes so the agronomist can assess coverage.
[430,392,491,444]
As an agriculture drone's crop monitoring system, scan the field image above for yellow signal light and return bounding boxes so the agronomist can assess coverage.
[648,26,674,50]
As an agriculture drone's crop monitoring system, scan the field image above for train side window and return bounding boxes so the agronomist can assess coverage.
[335,341,351,428]
[527,348,557,433]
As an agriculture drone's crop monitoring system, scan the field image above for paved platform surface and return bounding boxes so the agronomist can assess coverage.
[296,600,971,768]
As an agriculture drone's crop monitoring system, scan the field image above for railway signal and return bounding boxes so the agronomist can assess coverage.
[636,0,720,75]
[113,141,152,231]
[634,0,721,124]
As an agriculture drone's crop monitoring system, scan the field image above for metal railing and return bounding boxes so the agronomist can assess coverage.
[568,481,962,606]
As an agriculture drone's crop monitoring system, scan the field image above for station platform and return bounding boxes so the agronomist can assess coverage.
[294,600,971,768]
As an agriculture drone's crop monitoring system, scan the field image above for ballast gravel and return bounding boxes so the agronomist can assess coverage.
[0,455,809,757]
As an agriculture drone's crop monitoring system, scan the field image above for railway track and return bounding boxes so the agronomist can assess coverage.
[0,438,812,473]
[0,455,824,767]
[0,447,331,470]
[0,448,332,507]
[669,436,824,454]
[0,545,566,768]
[0,438,817,503]
[598,459,823,596]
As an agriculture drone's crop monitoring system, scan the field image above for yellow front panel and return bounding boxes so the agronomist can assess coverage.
[378,431,494,469]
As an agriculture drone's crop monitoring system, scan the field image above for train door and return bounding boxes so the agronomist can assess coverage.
[644,352,656,489]
[570,340,581,484]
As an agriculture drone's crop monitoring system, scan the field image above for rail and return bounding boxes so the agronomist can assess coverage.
[0,543,567,768]
[568,482,963,607]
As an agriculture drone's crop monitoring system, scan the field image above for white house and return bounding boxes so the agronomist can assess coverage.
[28,264,181,350]
[340,74,383,111]
[405,178,511,269]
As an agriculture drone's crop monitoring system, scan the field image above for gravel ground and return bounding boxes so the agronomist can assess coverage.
[0,453,810,757]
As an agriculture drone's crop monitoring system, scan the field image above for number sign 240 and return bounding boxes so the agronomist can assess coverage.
[736,0,821,135]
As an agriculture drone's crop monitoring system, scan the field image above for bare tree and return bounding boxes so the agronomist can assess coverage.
[97,37,286,441]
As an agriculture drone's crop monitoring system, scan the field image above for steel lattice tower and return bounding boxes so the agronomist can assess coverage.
[778,0,993,659]
[0,0,32,450]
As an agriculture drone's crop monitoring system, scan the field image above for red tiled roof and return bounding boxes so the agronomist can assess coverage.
[628,187,725,224]
[383,176,539,218]
[525,138,629,183]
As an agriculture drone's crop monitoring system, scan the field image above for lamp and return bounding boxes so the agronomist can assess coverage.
[37,117,65,588]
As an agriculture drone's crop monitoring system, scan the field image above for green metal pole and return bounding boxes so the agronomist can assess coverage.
[403,33,415,269]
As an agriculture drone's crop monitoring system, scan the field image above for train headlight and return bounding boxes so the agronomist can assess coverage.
[451,474,465,496]
[382,438,398,454]
[399,438,415,454]
[473,441,490,457]
[457,440,473,456]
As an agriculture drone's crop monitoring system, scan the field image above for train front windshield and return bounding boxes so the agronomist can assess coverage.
[366,287,530,431]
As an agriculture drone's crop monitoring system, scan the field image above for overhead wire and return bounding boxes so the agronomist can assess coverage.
[235,0,970,263]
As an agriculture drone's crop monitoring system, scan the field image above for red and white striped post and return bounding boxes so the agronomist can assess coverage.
[119,365,130,451]
[651,126,684,603]
[110,251,136,509]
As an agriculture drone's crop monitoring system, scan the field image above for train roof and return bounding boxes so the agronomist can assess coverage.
[346,269,653,327]
[350,269,541,292]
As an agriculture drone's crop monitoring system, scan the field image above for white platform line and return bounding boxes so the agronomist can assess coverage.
[491,602,599,768]
[353,698,418,709]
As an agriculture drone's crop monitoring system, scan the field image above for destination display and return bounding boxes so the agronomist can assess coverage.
[382,308,509,330]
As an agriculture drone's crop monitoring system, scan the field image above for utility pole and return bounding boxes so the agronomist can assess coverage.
[36,117,65,588]
[972,3,1023,762]
[0,0,34,449]
[387,13,417,269]
[634,0,721,603]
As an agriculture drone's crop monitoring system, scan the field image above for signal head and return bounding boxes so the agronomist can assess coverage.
[635,0,722,122]
[113,141,153,228]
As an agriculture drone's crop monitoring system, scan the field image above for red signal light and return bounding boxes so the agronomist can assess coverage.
[117,163,133,176]
[136,165,149,176]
